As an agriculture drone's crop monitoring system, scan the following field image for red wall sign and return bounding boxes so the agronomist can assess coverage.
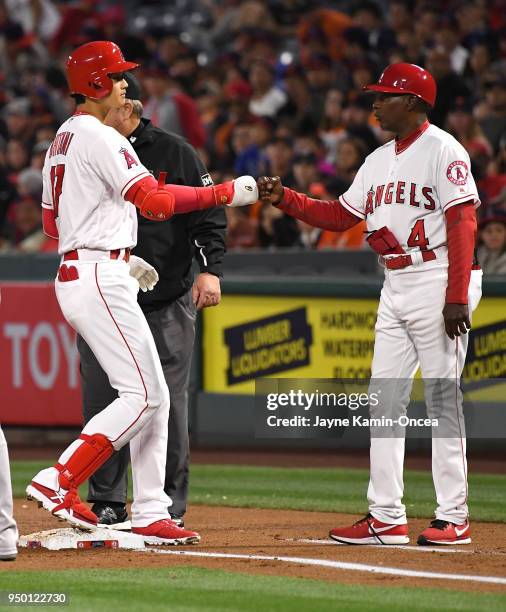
[0,282,82,426]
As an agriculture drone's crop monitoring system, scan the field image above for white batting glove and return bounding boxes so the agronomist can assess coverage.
[128,255,159,292]
[213,176,259,208]
[229,175,259,207]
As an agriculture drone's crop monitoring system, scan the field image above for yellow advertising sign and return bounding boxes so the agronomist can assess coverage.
[203,295,506,394]
[203,296,377,394]
[463,298,506,382]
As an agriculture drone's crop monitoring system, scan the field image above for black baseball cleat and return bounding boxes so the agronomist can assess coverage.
[91,502,131,531]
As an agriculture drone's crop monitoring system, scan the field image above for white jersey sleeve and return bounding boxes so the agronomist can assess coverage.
[338,164,366,219]
[436,141,479,211]
[96,127,151,199]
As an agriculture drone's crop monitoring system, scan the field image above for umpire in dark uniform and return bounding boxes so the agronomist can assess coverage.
[77,72,226,528]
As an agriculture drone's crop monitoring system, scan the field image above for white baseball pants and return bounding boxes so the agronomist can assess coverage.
[0,426,18,557]
[54,257,172,526]
[367,266,482,525]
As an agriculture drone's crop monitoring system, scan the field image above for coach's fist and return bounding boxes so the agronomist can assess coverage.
[443,303,471,340]
[257,176,284,205]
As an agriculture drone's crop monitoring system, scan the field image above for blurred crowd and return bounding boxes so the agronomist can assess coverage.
[0,0,505,274]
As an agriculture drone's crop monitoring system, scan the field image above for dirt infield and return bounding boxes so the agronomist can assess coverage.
[4,500,506,594]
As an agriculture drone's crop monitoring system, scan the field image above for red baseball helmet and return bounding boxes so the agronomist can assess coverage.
[66,41,139,100]
[364,63,437,107]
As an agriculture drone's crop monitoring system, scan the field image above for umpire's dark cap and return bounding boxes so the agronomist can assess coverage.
[124,72,142,101]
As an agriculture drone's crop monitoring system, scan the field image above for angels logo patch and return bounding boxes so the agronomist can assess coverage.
[119,147,138,169]
[446,160,468,185]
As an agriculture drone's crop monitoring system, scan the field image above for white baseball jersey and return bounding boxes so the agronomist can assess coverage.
[339,123,480,268]
[42,112,151,254]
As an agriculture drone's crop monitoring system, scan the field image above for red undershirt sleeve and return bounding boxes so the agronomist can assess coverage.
[276,187,362,232]
[42,207,58,239]
[445,201,477,304]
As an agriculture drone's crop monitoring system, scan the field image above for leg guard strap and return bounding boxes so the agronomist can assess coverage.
[56,433,113,490]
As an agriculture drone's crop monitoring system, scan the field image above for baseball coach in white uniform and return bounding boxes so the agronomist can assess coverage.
[257,63,482,547]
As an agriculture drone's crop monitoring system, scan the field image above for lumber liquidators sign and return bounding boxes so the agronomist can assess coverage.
[464,320,506,381]
[224,308,312,385]
[204,296,377,394]
[203,294,506,395]
[463,298,506,397]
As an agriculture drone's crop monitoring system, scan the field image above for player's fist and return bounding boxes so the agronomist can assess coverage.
[257,176,284,205]
[213,176,258,207]
[128,255,159,292]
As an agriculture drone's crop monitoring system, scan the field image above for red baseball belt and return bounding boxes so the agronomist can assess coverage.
[63,248,131,263]
[382,250,436,270]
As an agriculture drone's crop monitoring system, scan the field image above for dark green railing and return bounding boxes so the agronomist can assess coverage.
[1,253,505,296]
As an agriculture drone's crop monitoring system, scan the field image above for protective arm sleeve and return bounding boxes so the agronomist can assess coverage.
[42,207,58,239]
[445,201,477,304]
[277,187,362,231]
[125,174,257,221]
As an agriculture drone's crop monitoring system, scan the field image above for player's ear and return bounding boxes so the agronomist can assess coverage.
[405,95,417,111]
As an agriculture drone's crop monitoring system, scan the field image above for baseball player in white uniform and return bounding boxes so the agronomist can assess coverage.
[257,63,482,546]
[26,41,258,545]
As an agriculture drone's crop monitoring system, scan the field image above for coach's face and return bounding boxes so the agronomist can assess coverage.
[105,102,131,134]
[372,93,416,133]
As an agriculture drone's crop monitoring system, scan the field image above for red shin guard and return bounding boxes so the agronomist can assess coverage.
[56,433,113,490]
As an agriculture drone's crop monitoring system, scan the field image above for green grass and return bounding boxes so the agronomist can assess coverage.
[11,461,506,522]
[0,567,504,612]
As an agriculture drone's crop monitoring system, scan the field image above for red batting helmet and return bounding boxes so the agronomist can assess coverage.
[363,63,437,107]
[66,41,139,100]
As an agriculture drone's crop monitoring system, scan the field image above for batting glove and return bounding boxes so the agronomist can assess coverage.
[128,255,159,292]
[213,175,259,207]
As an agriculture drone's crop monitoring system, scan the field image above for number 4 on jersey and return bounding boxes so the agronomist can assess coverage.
[407,219,429,250]
[50,164,65,218]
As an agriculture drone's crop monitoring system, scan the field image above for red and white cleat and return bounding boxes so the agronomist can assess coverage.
[132,519,200,545]
[329,513,409,545]
[26,481,97,531]
[417,519,471,545]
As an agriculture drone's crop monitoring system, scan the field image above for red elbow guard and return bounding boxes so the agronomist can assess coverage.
[42,207,59,239]
[125,174,176,221]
